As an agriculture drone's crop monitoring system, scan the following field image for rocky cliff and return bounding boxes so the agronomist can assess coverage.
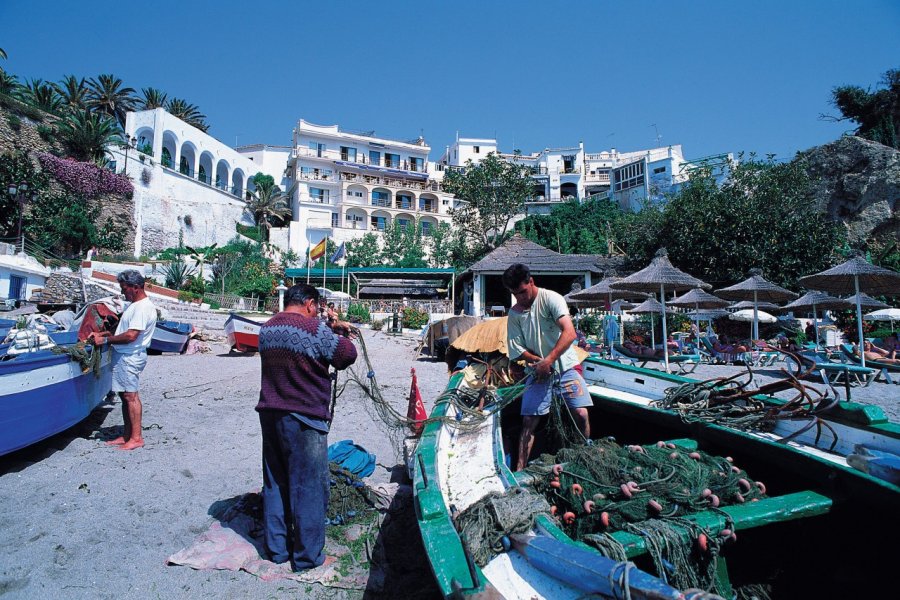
[799,135,899,246]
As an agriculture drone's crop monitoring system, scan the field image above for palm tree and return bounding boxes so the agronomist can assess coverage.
[17,79,63,113]
[55,109,122,163]
[0,48,7,60]
[54,75,89,114]
[139,87,168,110]
[186,244,217,279]
[165,97,209,131]
[86,74,136,130]
[244,184,294,241]
[0,70,18,95]
[161,258,196,290]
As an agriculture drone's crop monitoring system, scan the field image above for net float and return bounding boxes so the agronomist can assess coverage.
[571,483,583,495]
[583,500,595,514]
[563,511,576,525]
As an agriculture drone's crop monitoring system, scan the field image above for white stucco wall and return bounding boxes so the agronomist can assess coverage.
[0,254,51,300]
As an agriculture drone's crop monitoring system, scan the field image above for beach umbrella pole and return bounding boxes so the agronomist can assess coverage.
[812,303,820,351]
[753,290,759,342]
[855,275,865,368]
[660,283,670,373]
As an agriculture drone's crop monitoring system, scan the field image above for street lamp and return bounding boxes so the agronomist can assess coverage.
[8,182,28,252]
[122,135,137,176]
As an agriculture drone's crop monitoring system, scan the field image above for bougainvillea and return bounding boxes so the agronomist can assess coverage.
[37,152,134,199]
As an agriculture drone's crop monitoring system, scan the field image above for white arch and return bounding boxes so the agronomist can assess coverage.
[215,159,230,190]
[179,141,198,177]
[198,151,215,185]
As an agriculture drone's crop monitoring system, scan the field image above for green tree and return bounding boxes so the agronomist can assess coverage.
[186,243,218,279]
[0,70,18,95]
[54,75,89,114]
[17,79,62,114]
[243,183,293,241]
[648,156,846,287]
[55,109,122,163]
[251,172,275,193]
[427,222,453,268]
[515,197,629,255]
[380,221,427,267]
[166,97,208,131]
[139,87,168,110]
[0,150,50,239]
[346,233,381,267]
[827,67,899,149]
[441,152,532,253]
[86,74,137,130]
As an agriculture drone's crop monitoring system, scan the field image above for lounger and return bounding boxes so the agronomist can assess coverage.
[698,337,749,365]
[783,351,877,400]
[611,343,700,374]
[840,344,898,385]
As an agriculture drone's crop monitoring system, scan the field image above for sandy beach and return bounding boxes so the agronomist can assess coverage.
[1,330,898,599]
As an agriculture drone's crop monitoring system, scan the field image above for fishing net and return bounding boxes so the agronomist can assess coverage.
[52,341,104,377]
[326,464,385,527]
[453,487,550,567]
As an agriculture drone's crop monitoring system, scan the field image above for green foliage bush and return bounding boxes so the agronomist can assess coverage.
[577,314,601,336]
[346,303,371,324]
[370,318,385,331]
[36,124,55,143]
[236,222,263,242]
[7,115,22,131]
[0,91,46,121]
[401,307,429,330]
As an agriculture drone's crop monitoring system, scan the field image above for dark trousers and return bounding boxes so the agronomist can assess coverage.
[259,411,328,571]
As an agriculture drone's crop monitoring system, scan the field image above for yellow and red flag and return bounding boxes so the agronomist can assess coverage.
[309,238,327,261]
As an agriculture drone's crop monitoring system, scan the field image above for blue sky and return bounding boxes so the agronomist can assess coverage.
[2,1,898,160]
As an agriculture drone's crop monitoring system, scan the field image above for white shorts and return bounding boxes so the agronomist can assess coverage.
[111,351,148,393]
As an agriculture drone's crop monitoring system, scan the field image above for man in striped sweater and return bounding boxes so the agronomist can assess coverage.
[256,284,358,572]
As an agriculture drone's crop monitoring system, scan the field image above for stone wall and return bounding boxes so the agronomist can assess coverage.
[800,136,899,246]
[39,273,120,304]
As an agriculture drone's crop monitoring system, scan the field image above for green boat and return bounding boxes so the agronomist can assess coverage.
[413,357,900,599]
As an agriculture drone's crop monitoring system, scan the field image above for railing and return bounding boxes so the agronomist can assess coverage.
[352,299,452,315]
[304,195,331,205]
[161,162,247,198]
[298,171,336,182]
[371,199,391,208]
[293,147,428,172]
[337,171,442,192]
[203,291,265,312]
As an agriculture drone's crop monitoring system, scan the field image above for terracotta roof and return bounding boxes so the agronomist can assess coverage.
[465,234,622,275]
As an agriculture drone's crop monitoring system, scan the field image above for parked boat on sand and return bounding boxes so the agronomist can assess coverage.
[414,356,899,598]
[224,313,263,352]
[149,320,192,354]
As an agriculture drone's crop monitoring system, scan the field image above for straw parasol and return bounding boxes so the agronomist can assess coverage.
[569,275,650,307]
[612,249,706,372]
[799,254,900,367]
[727,300,780,312]
[668,288,729,310]
[841,292,890,311]
[780,291,847,350]
[628,297,674,349]
[715,268,798,341]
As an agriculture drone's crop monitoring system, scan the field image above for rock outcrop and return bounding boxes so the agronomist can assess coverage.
[799,136,899,246]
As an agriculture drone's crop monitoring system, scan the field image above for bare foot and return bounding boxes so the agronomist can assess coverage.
[118,439,144,451]
[105,437,126,446]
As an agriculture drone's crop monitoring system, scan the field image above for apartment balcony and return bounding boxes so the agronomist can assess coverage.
[561,167,582,175]
[585,172,611,184]
[371,199,391,208]
[293,147,427,173]
[297,170,337,182]
[339,171,442,192]
[302,196,333,205]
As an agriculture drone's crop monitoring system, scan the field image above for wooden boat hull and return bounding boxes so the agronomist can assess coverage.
[0,346,112,456]
[224,314,262,352]
[149,321,192,354]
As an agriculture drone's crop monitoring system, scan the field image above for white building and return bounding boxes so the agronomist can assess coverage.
[0,243,52,304]
[284,119,455,256]
[438,136,730,213]
[112,109,288,255]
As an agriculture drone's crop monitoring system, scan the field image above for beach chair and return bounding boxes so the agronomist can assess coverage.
[782,351,877,400]
[840,344,898,385]
[698,337,749,366]
[611,343,700,374]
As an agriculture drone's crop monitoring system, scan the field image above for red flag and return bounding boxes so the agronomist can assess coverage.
[408,368,427,436]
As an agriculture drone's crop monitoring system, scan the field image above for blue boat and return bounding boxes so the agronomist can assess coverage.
[149,321,192,354]
[0,343,112,456]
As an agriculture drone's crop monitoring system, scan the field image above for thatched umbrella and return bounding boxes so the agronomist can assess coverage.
[669,288,729,310]
[727,300,780,312]
[628,297,674,349]
[841,292,890,311]
[799,255,900,367]
[612,249,706,372]
[715,269,798,341]
[569,275,649,308]
[780,291,846,350]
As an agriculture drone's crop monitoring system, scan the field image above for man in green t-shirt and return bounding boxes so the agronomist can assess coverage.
[503,263,592,471]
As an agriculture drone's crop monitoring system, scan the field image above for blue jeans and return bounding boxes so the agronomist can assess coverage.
[259,411,329,571]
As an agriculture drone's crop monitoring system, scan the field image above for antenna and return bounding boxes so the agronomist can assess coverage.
[650,124,662,147]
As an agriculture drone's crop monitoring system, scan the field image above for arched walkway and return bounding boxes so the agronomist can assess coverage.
[179,142,198,177]
[134,126,155,155]
[198,151,215,185]
[161,131,178,169]
[231,169,245,197]
[215,159,230,190]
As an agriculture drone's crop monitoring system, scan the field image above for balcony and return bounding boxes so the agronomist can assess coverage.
[371,198,391,208]
[303,195,332,205]
[293,146,427,173]
[338,171,442,191]
[297,170,336,182]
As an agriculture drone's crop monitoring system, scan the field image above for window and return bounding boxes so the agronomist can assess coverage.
[346,213,363,228]
[369,150,381,165]
[396,194,413,210]
[397,218,410,230]
[331,213,339,227]
[346,189,365,198]
[340,146,357,162]
[309,187,329,203]
[473,146,480,153]
[420,221,432,236]
[385,153,400,168]
[612,161,645,192]
[653,166,666,174]
[308,142,325,157]
[409,157,423,172]
[371,216,387,231]
[372,190,389,207]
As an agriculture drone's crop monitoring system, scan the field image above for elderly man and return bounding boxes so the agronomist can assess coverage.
[503,263,592,471]
[256,284,357,572]
[88,270,157,451]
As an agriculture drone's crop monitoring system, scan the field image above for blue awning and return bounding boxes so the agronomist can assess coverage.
[334,161,429,181]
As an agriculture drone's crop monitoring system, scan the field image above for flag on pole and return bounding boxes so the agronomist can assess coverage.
[330,242,346,264]
[309,238,327,261]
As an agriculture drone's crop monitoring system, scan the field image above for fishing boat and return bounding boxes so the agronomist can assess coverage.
[149,320,192,354]
[0,341,112,456]
[224,313,263,352]
[413,356,900,598]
